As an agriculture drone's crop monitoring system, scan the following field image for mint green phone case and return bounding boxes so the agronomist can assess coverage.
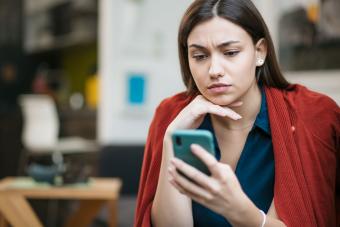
[172,129,216,175]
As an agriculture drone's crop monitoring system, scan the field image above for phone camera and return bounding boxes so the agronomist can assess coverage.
[175,136,182,146]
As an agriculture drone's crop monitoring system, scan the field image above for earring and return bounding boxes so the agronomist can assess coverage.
[257,59,264,66]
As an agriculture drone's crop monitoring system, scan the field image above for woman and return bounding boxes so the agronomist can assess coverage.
[135,0,340,226]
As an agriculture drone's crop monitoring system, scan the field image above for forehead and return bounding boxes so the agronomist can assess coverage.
[187,16,252,46]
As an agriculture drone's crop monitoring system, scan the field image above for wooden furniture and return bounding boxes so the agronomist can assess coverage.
[0,177,122,227]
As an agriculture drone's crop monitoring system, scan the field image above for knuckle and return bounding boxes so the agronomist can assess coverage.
[204,194,213,202]
[198,197,206,204]
[190,105,206,118]
[222,163,232,171]
[210,184,221,195]
[220,175,228,184]
[208,161,219,170]
[210,188,218,196]
[215,168,229,183]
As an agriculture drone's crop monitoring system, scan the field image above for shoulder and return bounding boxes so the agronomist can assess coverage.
[266,83,339,135]
[266,84,338,114]
[280,84,339,148]
[286,84,337,105]
[283,84,339,118]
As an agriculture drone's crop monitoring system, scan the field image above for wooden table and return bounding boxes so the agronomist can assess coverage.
[0,177,122,227]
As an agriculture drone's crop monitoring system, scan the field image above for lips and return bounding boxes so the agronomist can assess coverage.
[208,83,231,89]
[207,83,232,94]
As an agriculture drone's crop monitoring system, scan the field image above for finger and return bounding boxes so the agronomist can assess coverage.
[185,190,212,207]
[170,177,212,207]
[171,158,220,193]
[190,144,221,176]
[194,96,242,120]
[169,176,186,194]
[206,104,242,120]
[191,146,232,182]
[168,166,182,191]
[169,164,213,200]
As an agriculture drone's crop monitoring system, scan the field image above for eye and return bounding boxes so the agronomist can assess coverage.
[224,50,239,57]
[192,54,208,61]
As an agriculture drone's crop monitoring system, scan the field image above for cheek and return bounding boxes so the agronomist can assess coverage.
[232,55,256,84]
[189,61,206,85]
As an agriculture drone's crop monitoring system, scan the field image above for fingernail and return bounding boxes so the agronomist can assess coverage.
[224,111,242,120]
[234,114,242,120]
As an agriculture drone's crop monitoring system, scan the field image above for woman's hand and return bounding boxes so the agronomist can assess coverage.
[168,144,263,226]
[166,95,242,134]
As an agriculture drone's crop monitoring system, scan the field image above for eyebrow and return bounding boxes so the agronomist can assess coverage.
[188,41,240,49]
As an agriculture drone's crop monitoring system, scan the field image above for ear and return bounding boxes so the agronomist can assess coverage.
[255,38,267,67]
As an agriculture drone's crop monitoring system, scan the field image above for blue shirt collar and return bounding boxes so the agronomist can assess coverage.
[253,87,271,135]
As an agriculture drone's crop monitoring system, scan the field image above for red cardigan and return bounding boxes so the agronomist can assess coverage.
[134,85,340,227]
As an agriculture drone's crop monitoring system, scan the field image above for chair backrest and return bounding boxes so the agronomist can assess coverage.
[19,94,59,152]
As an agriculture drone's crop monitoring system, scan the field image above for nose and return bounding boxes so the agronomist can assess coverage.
[208,57,224,79]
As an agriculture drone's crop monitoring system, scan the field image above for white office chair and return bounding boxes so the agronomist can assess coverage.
[18,94,98,175]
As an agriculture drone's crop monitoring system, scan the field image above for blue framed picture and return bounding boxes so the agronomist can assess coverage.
[127,73,146,105]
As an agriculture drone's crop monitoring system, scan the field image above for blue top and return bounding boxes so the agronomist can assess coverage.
[193,89,274,227]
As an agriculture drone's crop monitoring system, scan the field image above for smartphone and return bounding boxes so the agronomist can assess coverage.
[172,129,216,175]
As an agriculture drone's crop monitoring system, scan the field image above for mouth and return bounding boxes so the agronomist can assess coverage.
[207,83,232,93]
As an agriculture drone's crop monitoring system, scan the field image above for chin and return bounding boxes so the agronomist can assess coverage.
[205,94,237,106]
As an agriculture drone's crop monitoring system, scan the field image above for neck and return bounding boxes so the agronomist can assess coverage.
[211,81,262,130]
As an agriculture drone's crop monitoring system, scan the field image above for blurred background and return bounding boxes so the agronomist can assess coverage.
[0,0,339,226]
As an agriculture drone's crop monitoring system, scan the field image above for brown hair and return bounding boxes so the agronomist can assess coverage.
[178,0,290,94]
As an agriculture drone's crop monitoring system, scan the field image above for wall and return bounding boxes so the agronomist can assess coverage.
[98,0,340,145]
[98,0,191,145]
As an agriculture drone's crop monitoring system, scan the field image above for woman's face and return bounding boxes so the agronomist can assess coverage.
[187,16,266,106]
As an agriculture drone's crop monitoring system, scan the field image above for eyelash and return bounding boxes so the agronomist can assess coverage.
[192,50,240,61]
[192,54,208,61]
[224,50,240,57]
